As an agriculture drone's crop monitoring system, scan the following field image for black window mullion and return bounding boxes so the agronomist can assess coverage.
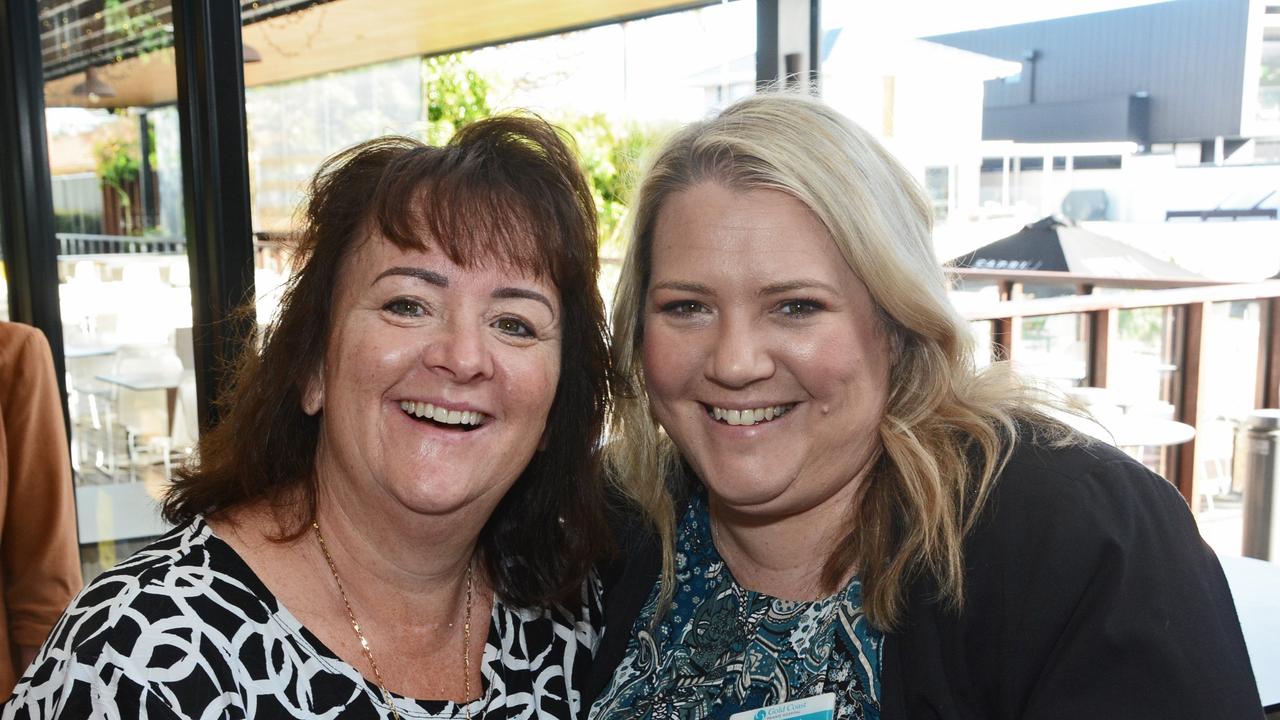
[756,0,780,88]
[0,0,71,428]
[171,0,256,433]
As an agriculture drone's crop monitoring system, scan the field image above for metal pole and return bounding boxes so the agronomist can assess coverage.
[1241,409,1280,561]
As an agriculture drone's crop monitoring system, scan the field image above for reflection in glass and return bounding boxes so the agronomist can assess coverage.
[1009,284,1087,389]
[40,0,193,579]
[1107,306,1178,477]
[1015,313,1087,388]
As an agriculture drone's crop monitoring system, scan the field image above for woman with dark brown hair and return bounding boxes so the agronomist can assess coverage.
[4,115,612,719]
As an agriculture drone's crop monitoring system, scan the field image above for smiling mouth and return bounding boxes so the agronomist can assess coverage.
[398,400,487,431]
[703,403,796,427]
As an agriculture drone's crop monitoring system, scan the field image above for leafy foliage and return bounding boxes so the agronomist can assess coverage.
[103,0,168,58]
[95,136,140,201]
[94,135,141,235]
[561,114,668,254]
[421,54,667,249]
[423,54,494,145]
[1119,306,1166,347]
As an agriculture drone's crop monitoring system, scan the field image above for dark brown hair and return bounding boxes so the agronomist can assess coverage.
[164,115,612,608]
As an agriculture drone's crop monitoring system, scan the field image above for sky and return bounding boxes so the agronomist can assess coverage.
[822,0,1175,38]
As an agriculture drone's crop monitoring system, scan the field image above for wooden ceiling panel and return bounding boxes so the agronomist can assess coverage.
[44,0,707,109]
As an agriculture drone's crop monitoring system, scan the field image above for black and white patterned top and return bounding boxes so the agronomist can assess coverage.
[2,518,602,719]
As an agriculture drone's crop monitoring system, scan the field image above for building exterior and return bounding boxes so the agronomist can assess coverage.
[928,0,1280,161]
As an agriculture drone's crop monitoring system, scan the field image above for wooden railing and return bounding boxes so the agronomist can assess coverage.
[954,270,1280,506]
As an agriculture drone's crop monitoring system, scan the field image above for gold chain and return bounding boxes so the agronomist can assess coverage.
[312,522,477,720]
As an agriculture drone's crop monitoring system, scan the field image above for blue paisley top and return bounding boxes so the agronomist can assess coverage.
[590,490,883,720]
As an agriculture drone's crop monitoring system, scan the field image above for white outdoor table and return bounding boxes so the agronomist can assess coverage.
[95,369,185,435]
[1051,410,1196,451]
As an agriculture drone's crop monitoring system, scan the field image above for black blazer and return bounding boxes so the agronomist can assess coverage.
[584,437,1264,719]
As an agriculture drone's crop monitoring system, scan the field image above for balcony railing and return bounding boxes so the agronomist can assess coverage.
[955,268,1280,506]
[57,233,185,257]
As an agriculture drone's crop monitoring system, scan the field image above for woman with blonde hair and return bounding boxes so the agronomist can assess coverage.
[585,93,1260,719]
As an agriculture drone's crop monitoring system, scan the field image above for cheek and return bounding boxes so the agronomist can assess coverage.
[504,346,562,422]
[326,325,420,400]
[640,328,698,407]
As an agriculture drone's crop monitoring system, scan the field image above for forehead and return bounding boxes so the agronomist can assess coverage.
[650,183,853,284]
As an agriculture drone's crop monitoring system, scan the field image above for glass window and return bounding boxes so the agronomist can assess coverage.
[1197,301,1261,515]
[1015,313,1088,388]
[239,0,754,318]
[1108,305,1179,477]
[924,166,951,221]
[41,0,194,579]
[1257,23,1280,128]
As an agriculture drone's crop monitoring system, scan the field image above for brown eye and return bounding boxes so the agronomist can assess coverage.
[494,316,534,338]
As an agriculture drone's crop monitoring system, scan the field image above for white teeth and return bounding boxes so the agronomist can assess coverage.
[708,403,794,426]
[400,401,486,426]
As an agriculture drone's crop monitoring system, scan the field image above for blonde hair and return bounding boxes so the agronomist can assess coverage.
[607,91,1069,630]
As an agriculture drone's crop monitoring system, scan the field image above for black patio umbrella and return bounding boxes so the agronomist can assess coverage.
[948,216,1201,279]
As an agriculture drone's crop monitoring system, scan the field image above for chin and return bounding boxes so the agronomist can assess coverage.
[699,468,795,512]
[392,480,481,517]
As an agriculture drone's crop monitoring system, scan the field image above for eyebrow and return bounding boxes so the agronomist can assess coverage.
[759,279,839,296]
[649,279,838,297]
[373,267,448,287]
[374,266,555,316]
[493,287,555,316]
[649,280,714,295]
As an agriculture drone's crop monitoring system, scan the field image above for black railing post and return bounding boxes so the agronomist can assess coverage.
[172,0,256,433]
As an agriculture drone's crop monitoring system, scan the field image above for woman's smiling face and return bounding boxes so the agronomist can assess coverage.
[641,182,890,521]
[305,235,562,521]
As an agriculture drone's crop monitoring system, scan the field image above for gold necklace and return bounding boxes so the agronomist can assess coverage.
[312,522,477,720]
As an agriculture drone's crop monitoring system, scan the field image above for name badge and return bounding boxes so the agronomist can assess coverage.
[729,693,836,720]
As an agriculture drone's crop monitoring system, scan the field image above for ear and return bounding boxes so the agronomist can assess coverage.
[301,365,325,416]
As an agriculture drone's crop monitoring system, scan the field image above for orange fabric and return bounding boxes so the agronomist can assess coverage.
[0,322,83,696]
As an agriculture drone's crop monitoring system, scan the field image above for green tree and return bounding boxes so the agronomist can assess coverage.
[423,53,493,145]
[95,135,141,235]
[563,114,668,253]
[419,55,669,249]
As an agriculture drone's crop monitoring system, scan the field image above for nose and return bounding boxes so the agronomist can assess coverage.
[706,315,774,388]
[423,319,494,383]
